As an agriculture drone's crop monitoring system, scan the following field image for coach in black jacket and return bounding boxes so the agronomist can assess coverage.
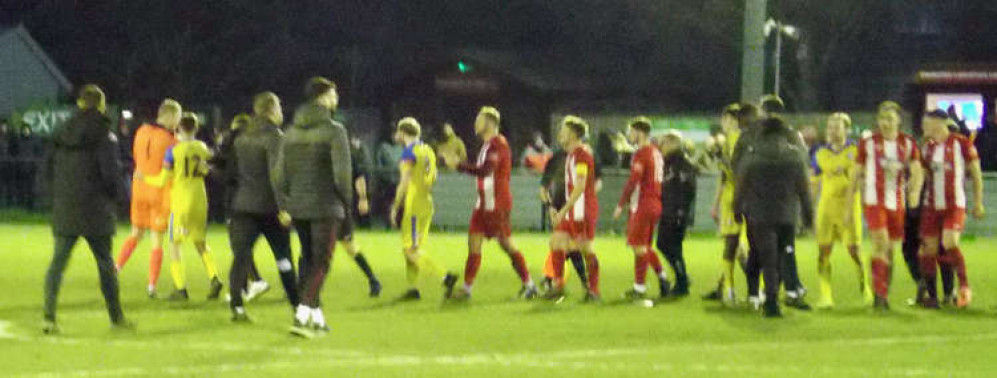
[43,85,131,333]
[656,132,697,296]
[226,92,300,322]
[733,117,814,317]
[273,77,352,336]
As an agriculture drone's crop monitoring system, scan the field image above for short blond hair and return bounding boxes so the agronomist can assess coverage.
[562,115,589,139]
[479,106,501,125]
[828,112,852,128]
[159,98,181,117]
[397,117,421,137]
[77,84,106,113]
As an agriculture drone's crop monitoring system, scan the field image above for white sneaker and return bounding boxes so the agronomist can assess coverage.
[245,281,271,302]
[723,287,736,305]
[748,296,764,310]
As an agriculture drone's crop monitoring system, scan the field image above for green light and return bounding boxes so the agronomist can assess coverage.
[457,61,469,73]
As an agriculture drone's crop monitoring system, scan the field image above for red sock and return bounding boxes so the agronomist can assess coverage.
[946,247,969,288]
[585,253,600,295]
[552,250,566,287]
[871,258,889,298]
[634,253,648,285]
[464,253,482,286]
[149,247,163,288]
[646,251,663,275]
[116,236,139,269]
[509,251,530,284]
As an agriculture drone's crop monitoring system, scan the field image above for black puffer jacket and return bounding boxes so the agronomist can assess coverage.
[732,121,813,227]
[230,116,283,215]
[660,152,697,226]
[46,109,125,236]
[273,102,352,220]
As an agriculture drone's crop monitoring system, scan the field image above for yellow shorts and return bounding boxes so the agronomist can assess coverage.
[401,211,433,250]
[719,205,742,236]
[816,200,862,246]
[169,208,207,243]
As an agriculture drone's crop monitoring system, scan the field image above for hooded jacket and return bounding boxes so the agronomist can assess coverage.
[229,116,283,215]
[732,120,814,227]
[272,101,352,220]
[46,108,125,236]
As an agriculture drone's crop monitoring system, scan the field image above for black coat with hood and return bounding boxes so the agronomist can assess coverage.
[272,102,352,220]
[46,109,125,236]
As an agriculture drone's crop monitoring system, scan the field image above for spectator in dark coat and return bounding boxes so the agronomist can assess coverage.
[656,131,698,296]
[43,84,132,334]
[273,77,352,337]
[733,116,814,318]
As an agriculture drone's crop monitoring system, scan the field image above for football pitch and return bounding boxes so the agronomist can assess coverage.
[2,222,996,377]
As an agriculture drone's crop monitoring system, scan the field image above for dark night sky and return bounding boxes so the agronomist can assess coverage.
[3,0,997,115]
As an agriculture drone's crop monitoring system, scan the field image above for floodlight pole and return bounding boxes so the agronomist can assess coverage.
[741,0,767,103]
[774,19,783,97]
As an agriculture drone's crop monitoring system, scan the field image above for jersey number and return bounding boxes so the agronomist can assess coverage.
[184,156,203,178]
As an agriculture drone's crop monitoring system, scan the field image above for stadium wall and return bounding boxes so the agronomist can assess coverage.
[429,170,997,238]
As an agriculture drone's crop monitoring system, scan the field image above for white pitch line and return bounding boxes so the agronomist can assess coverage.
[16,353,984,378]
[0,320,16,339]
[11,331,997,359]
[11,332,997,377]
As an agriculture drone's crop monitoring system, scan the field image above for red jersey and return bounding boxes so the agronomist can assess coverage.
[618,144,663,213]
[564,145,598,222]
[459,134,512,212]
[856,132,920,211]
[922,133,978,211]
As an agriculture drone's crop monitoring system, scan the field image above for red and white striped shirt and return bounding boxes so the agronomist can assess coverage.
[922,133,978,211]
[565,145,598,221]
[618,144,663,214]
[855,133,920,211]
[459,135,512,212]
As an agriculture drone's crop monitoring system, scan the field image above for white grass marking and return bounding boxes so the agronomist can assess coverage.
[13,332,997,377]
[0,320,16,339]
[15,354,981,378]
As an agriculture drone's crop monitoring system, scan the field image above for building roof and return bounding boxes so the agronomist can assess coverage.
[0,24,72,93]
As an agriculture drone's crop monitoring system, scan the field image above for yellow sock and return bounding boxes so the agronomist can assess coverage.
[406,261,419,287]
[819,260,832,301]
[417,253,443,279]
[723,259,735,291]
[170,259,186,290]
[199,247,219,280]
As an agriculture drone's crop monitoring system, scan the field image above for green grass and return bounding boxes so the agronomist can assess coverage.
[2,223,996,377]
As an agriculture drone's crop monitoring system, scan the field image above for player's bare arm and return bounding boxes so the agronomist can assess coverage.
[356,175,369,215]
[711,175,723,223]
[845,161,863,226]
[969,158,985,218]
[615,161,644,219]
[907,161,924,209]
[391,162,413,228]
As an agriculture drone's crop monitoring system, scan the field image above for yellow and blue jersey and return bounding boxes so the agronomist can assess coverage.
[400,141,436,249]
[163,140,212,214]
[147,140,212,242]
[400,141,437,216]
[717,129,742,235]
[812,141,859,206]
[813,141,862,245]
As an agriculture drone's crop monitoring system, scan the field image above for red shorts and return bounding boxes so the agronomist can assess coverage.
[864,206,904,240]
[556,217,596,241]
[919,208,966,238]
[627,207,661,247]
[469,209,511,239]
